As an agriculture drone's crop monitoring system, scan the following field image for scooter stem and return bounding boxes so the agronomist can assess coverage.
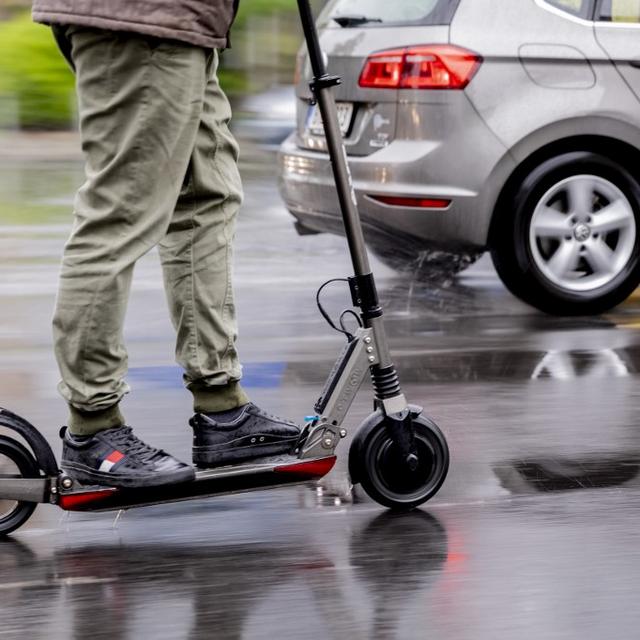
[295,0,411,418]
[296,0,371,280]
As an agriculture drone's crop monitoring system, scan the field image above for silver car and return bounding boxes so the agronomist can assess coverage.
[278,0,640,315]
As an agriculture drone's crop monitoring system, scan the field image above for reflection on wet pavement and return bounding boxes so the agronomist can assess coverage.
[495,456,640,493]
[0,510,450,640]
[3,155,640,638]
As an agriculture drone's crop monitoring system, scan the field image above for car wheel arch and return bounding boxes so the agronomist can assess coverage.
[489,145,640,315]
[487,132,640,249]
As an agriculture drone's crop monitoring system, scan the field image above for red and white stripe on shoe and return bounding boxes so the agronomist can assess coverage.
[98,450,125,473]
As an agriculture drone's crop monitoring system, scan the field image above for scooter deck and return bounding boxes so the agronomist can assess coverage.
[57,454,337,512]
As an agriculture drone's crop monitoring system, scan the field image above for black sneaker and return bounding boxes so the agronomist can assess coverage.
[61,425,195,489]
[190,403,301,468]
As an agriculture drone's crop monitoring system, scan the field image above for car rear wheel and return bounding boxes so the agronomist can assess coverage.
[491,152,640,315]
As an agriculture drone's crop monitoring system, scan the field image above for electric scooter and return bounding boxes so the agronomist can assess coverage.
[0,0,450,536]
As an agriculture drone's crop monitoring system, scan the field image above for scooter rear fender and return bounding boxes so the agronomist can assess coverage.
[0,407,59,476]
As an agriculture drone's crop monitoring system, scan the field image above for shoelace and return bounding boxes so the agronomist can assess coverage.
[108,427,163,462]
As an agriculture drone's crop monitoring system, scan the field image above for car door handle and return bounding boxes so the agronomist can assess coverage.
[630,59,640,69]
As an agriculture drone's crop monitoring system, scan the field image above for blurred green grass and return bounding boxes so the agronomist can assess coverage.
[0,161,83,225]
[0,12,74,129]
[0,198,69,224]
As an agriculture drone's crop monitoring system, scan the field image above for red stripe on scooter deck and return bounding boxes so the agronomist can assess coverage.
[274,457,336,477]
[57,456,337,512]
[59,488,118,510]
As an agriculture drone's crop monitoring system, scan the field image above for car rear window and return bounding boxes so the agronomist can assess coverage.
[598,0,640,22]
[543,0,594,18]
[320,0,461,27]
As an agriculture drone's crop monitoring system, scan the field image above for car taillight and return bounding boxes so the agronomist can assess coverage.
[359,45,482,90]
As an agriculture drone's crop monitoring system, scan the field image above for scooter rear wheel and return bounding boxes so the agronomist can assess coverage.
[350,414,449,510]
[0,436,39,536]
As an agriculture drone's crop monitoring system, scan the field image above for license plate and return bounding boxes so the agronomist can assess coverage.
[306,102,353,136]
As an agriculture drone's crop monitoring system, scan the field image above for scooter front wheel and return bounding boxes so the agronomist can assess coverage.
[0,436,39,536]
[350,413,449,510]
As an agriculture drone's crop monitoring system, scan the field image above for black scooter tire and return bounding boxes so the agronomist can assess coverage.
[349,412,449,510]
[0,436,39,537]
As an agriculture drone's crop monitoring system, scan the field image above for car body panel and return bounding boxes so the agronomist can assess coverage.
[595,21,640,103]
[518,44,596,89]
[279,101,510,251]
[278,0,640,252]
[451,0,639,152]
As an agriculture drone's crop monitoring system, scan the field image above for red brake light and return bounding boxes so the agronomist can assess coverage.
[359,45,481,90]
[358,49,405,89]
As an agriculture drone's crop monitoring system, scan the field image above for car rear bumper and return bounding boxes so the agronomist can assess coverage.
[278,133,499,252]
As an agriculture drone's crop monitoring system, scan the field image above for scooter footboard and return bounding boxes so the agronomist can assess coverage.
[0,477,50,503]
[58,455,337,512]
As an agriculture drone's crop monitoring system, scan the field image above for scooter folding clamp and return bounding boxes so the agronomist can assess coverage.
[309,73,342,102]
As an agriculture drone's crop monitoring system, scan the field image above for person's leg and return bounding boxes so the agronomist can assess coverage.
[159,52,300,467]
[52,27,213,487]
[53,27,209,435]
[158,49,248,413]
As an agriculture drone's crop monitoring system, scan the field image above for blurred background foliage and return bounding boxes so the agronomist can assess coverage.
[0,0,306,130]
[0,9,74,129]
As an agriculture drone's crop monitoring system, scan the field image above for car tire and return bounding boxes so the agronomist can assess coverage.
[369,242,482,283]
[491,151,640,315]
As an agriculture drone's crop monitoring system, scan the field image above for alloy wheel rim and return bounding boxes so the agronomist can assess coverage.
[529,175,636,292]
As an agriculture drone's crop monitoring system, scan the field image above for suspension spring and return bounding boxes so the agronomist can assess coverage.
[371,365,402,400]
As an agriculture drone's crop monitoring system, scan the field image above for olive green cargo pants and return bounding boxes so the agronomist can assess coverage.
[52,26,249,435]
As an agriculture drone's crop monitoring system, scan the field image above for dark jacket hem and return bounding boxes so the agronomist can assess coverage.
[32,10,228,49]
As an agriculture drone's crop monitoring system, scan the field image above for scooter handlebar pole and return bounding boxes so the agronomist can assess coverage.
[296,0,327,79]
[295,0,403,380]
[295,0,372,280]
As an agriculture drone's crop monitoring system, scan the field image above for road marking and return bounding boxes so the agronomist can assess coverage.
[0,577,116,590]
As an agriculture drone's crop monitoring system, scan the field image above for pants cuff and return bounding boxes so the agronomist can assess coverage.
[68,404,125,436]
[191,381,250,413]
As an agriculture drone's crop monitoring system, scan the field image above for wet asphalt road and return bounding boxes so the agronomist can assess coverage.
[3,147,640,639]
